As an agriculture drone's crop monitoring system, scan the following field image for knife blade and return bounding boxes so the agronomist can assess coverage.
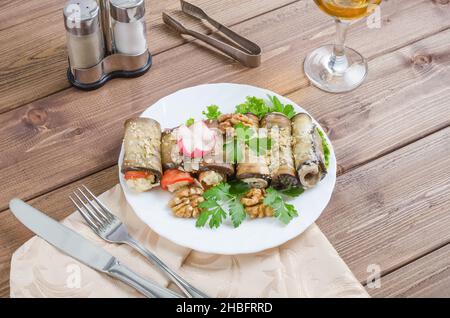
[9,198,182,298]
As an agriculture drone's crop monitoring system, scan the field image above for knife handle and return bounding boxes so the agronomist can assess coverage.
[107,259,182,298]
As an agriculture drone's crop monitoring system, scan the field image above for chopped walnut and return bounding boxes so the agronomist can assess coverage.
[169,186,204,218]
[218,113,258,132]
[240,188,274,219]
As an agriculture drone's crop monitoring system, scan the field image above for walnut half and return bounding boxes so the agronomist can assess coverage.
[240,188,274,219]
[218,113,258,133]
[169,186,204,218]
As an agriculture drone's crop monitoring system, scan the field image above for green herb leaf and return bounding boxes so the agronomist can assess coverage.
[185,118,195,126]
[197,182,248,229]
[228,180,250,196]
[267,95,296,119]
[280,186,304,197]
[268,95,284,113]
[317,128,331,169]
[234,95,297,119]
[202,105,222,120]
[196,200,227,229]
[264,188,299,225]
[203,182,230,201]
[197,184,230,229]
[235,96,270,118]
[282,104,296,119]
[228,199,247,228]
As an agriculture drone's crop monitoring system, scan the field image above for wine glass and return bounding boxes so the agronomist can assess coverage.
[304,0,382,93]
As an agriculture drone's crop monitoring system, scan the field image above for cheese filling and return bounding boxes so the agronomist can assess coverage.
[126,175,158,192]
[199,171,224,187]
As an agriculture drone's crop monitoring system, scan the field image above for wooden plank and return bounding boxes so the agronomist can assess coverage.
[0,0,297,113]
[368,244,450,298]
[0,0,59,31]
[1,0,449,211]
[317,127,450,283]
[0,166,119,298]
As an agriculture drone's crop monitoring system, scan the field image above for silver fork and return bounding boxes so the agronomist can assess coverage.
[70,185,209,298]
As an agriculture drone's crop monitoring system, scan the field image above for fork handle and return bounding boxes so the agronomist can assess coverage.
[125,237,209,298]
[107,259,182,298]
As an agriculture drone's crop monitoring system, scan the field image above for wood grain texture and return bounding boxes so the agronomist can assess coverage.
[368,244,450,298]
[0,166,119,298]
[1,0,449,212]
[0,0,59,31]
[317,127,450,283]
[0,0,296,113]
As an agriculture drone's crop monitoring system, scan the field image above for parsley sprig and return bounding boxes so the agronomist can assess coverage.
[264,188,299,225]
[235,95,296,119]
[196,182,249,229]
[267,95,296,119]
[235,96,270,118]
[185,118,195,126]
[202,105,222,120]
[202,95,297,122]
[196,182,303,229]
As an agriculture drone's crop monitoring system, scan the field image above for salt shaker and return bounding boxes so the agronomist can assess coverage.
[64,0,105,69]
[110,0,148,55]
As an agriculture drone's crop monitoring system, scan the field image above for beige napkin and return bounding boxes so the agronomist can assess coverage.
[10,185,368,298]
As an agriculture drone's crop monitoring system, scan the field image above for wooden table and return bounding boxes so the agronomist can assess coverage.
[1,0,449,298]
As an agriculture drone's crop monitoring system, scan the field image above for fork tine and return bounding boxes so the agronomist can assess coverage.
[77,187,111,223]
[73,190,104,225]
[82,185,115,220]
[70,195,99,231]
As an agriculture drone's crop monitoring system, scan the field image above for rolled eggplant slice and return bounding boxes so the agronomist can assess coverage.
[291,113,327,189]
[261,113,299,190]
[122,118,162,192]
[234,113,271,189]
[199,120,235,188]
[161,128,183,170]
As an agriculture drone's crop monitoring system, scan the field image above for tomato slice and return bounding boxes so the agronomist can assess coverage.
[124,171,150,180]
[161,169,194,190]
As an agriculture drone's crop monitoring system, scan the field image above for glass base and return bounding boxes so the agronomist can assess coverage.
[304,44,368,93]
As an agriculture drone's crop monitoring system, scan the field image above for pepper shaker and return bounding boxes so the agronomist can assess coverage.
[64,0,105,69]
[110,0,148,55]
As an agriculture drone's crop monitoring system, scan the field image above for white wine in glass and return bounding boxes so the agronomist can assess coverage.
[304,0,382,93]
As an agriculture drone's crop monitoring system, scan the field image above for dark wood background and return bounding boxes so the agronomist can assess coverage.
[0,0,449,297]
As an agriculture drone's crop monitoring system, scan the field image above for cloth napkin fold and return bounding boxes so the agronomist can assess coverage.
[10,185,368,298]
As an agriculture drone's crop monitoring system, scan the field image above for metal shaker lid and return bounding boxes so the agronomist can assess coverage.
[64,0,100,36]
[109,0,145,23]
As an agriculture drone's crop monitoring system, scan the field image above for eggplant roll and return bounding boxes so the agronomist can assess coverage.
[235,113,271,189]
[198,120,235,188]
[260,113,299,190]
[122,118,162,192]
[291,113,327,189]
[161,128,183,170]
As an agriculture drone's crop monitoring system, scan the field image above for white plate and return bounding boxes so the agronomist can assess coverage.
[119,83,336,255]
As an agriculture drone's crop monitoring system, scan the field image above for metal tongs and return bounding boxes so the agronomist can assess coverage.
[163,0,261,67]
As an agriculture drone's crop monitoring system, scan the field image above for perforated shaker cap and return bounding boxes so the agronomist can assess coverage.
[109,0,145,23]
[64,0,100,36]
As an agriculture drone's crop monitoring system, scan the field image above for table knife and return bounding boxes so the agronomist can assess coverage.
[9,198,182,298]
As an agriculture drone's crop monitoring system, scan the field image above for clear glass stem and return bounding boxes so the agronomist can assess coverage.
[329,19,350,74]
